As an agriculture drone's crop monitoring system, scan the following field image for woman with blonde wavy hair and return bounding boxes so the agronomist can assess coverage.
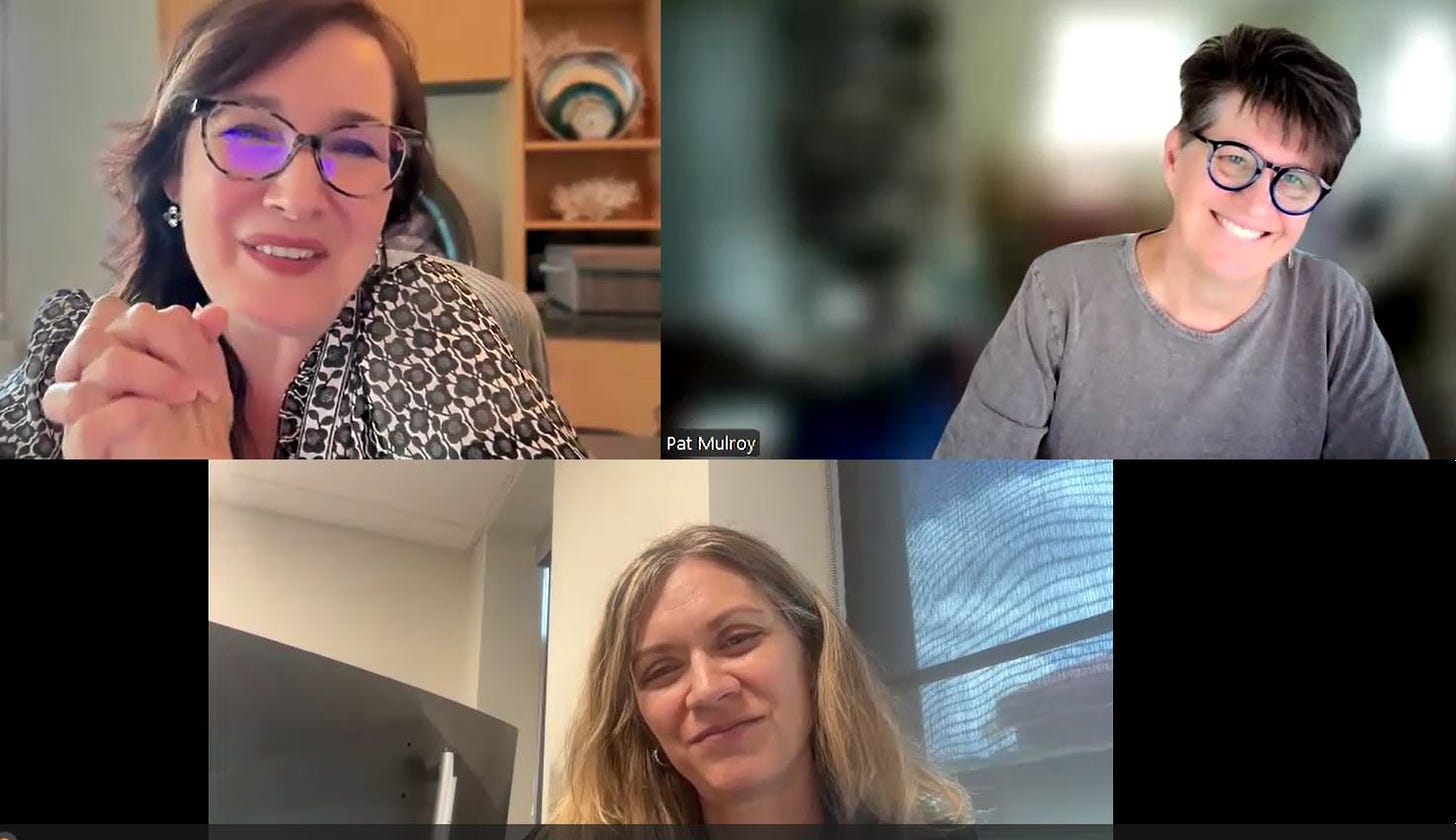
[549,524,970,825]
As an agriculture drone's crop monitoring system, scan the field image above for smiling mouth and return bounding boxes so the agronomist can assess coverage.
[1211,211,1269,242]
[692,716,763,745]
[247,243,323,261]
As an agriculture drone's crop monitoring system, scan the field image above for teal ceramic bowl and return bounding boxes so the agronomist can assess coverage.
[533,49,644,141]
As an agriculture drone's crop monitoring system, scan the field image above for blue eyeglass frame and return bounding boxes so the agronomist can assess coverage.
[1190,129,1333,217]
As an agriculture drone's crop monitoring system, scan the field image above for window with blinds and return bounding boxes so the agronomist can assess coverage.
[837,460,1114,823]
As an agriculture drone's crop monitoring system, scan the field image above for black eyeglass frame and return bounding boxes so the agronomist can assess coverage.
[1190,129,1333,217]
[186,96,426,198]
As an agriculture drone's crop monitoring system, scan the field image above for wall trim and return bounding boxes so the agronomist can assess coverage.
[826,460,846,618]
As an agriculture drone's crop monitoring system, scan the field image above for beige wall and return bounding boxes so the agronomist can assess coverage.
[208,501,480,706]
[471,462,554,823]
[424,91,509,279]
[0,0,159,371]
[541,460,837,811]
[0,0,7,367]
[465,519,492,711]
[474,529,548,824]
[0,0,509,371]
[708,460,840,614]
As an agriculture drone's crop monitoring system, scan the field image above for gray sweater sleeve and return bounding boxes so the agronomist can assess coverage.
[1322,282,1428,459]
[934,262,1063,458]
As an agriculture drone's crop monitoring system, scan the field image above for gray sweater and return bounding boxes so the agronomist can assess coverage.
[934,233,1428,459]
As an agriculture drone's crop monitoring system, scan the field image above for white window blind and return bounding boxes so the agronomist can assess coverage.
[838,459,1114,822]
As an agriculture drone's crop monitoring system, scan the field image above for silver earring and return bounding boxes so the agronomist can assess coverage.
[651,748,668,767]
[1286,251,1294,269]
[164,204,181,229]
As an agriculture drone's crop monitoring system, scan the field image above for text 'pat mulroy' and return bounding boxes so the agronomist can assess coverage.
[694,434,757,455]
[663,430,761,458]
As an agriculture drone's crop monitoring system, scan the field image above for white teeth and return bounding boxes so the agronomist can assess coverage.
[252,244,317,260]
[1215,213,1265,242]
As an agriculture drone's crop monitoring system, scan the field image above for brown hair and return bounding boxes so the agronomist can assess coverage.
[1177,24,1361,182]
[549,524,971,825]
[102,0,435,455]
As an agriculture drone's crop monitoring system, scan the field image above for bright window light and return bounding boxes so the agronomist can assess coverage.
[539,564,550,643]
[1384,21,1456,156]
[1039,12,1191,151]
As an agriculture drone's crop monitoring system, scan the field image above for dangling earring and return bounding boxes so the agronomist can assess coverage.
[651,748,668,768]
[163,204,182,229]
[1287,251,1294,270]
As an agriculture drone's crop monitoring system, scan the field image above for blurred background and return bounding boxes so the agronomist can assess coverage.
[661,0,1456,458]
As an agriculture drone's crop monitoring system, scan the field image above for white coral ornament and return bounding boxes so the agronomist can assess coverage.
[551,177,641,221]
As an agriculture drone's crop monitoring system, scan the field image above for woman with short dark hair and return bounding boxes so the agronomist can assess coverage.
[935,24,1427,459]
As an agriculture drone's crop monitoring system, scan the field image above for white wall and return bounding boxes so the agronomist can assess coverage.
[208,501,479,706]
[0,1,510,372]
[541,460,836,811]
[474,529,547,824]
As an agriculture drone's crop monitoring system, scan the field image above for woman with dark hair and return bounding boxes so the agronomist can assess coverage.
[0,0,585,459]
[935,24,1428,460]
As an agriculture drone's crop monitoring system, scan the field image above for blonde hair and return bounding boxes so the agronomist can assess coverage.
[548,524,971,824]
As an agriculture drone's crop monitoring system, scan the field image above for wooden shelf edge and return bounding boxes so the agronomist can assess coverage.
[547,335,661,346]
[525,138,660,152]
[526,218,661,231]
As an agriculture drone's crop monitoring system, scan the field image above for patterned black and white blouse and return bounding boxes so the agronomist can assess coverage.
[0,253,588,459]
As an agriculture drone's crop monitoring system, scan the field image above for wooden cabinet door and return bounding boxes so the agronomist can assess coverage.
[157,0,514,84]
[372,0,514,84]
[546,338,661,437]
[156,0,212,59]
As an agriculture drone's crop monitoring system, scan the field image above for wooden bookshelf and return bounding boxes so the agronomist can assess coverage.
[508,0,661,442]
[525,138,660,152]
[526,219,661,231]
[158,0,662,446]
[156,0,514,83]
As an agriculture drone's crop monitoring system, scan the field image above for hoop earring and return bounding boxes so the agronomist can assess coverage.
[651,747,668,767]
[164,204,181,229]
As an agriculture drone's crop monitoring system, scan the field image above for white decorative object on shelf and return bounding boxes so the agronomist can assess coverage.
[551,177,641,221]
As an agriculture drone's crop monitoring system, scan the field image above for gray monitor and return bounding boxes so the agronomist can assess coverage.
[210,622,516,824]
